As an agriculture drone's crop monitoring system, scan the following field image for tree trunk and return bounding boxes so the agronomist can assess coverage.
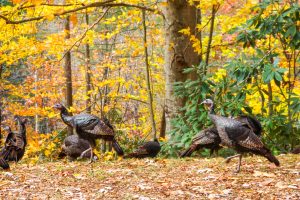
[0,65,2,143]
[204,4,219,73]
[164,1,201,132]
[64,16,73,135]
[85,12,92,114]
[267,82,273,117]
[268,36,273,117]
[34,70,39,133]
[142,10,157,140]
[159,105,166,139]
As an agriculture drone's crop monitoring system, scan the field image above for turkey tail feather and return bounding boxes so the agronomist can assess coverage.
[0,158,9,169]
[123,153,136,159]
[112,139,124,156]
[264,151,280,166]
[58,151,67,159]
[180,148,194,158]
[0,148,11,160]
[258,147,280,166]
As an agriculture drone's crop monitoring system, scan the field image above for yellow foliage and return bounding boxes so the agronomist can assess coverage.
[179,27,191,36]
[45,14,55,21]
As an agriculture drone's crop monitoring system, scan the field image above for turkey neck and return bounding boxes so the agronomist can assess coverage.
[208,103,215,115]
[17,121,27,140]
[60,107,74,127]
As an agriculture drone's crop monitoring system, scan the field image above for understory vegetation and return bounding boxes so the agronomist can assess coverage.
[0,1,299,161]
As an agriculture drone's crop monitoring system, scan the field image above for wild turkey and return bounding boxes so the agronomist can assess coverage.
[53,103,124,158]
[201,99,280,172]
[59,134,97,161]
[180,127,221,157]
[124,138,161,159]
[291,147,300,154]
[180,115,262,158]
[0,116,27,164]
[0,126,10,169]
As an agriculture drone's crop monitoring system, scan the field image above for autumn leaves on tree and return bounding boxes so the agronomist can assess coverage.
[0,0,299,160]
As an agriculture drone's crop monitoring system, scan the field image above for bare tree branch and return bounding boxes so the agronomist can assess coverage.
[0,1,159,24]
[60,8,110,61]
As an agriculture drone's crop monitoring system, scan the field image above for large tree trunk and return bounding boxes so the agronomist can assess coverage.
[64,16,73,135]
[164,1,200,132]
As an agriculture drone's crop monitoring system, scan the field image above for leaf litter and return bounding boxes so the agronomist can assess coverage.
[0,154,299,199]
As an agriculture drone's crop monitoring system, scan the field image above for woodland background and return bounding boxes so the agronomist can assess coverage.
[0,0,299,162]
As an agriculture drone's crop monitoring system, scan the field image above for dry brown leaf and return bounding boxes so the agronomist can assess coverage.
[253,170,276,177]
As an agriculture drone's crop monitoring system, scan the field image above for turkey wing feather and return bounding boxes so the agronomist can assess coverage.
[73,114,99,130]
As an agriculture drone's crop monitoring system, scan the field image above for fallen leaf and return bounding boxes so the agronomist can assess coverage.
[287,185,298,189]
[260,178,274,186]
[253,170,276,177]
[222,189,232,195]
[197,168,213,174]
[275,181,287,189]
[242,183,251,188]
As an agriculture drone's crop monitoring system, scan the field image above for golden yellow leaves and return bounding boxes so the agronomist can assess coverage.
[29,0,43,5]
[45,14,55,21]
[179,27,202,55]
[195,0,224,9]
[12,0,24,4]
[70,14,78,26]
[190,35,201,55]
[211,68,227,83]
[179,27,191,36]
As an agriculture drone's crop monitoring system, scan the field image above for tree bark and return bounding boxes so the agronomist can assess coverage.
[0,65,2,142]
[204,4,219,73]
[85,12,92,114]
[159,105,166,139]
[64,16,73,135]
[142,10,157,140]
[164,0,201,132]
[268,36,273,117]
[34,70,39,133]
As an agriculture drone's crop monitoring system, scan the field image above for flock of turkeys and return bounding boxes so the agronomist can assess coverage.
[0,99,284,173]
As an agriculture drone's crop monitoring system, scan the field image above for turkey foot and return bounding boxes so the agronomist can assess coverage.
[234,154,242,173]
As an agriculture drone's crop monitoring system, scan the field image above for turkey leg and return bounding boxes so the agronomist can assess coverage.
[225,154,241,163]
[235,154,242,173]
[79,144,93,163]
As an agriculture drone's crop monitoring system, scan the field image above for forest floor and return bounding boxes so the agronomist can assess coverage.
[0,154,299,199]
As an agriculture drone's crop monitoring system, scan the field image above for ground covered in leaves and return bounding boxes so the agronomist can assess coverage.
[0,154,299,199]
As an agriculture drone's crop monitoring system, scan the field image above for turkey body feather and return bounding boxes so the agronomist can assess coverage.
[59,135,95,161]
[124,139,161,159]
